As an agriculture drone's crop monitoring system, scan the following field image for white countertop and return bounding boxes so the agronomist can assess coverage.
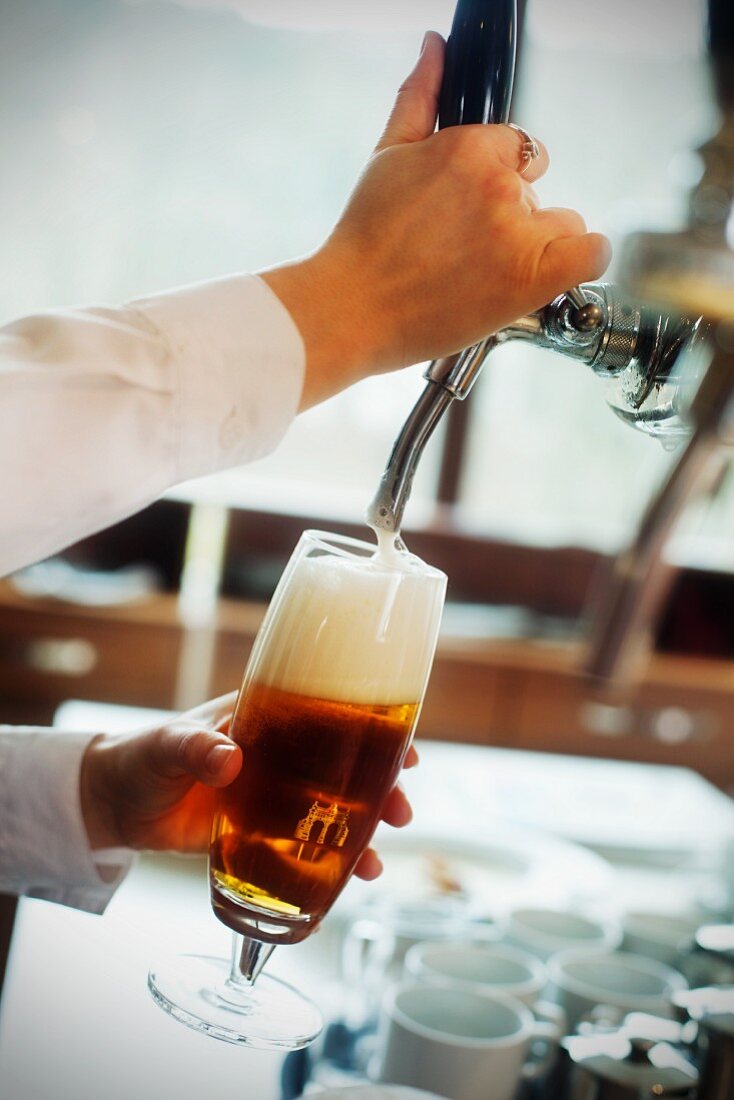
[1,702,732,1100]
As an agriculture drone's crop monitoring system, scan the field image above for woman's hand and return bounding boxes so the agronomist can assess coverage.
[80,692,416,880]
[262,31,611,410]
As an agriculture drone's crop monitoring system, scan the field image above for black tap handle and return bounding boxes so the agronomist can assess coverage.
[438,0,517,130]
[709,0,734,107]
[709,0,734,58]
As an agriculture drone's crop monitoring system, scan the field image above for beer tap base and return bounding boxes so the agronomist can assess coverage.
[147,952,323,1050]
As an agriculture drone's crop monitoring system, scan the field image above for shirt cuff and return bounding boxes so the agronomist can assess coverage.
[0,729,134,915]
[130,273,306,483]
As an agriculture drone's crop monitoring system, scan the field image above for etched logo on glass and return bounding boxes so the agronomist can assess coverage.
[295,802,350,847]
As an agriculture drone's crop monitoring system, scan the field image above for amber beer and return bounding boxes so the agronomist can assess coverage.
[208,532,446,946]
[210,682,419,943]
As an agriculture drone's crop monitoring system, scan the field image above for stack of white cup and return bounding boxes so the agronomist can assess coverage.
[370,905,695,1100]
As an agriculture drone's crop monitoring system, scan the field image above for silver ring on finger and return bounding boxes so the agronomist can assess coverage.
[508,123,541,177]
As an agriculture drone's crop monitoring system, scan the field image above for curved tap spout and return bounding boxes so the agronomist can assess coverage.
[367,287,706,539]
[366,379,455,538]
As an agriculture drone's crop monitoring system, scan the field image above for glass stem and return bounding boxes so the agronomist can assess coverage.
[228,933,275,988]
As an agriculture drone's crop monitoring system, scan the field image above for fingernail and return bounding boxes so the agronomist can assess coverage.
[206,743,237,773]
[419,31,429,56]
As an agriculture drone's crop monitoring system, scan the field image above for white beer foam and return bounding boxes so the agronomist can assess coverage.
[255,551,446,705]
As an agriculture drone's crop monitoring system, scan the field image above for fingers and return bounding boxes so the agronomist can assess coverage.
[355,750,419,881]
[537,226,613,299]
[380,742,419,824]
[376,31,445,151]
[203,739,242,785]
[403,744,420,769]
[381,783,413,828]
[523,182,540,213]
[353,848,384,881]
[353,795,412,877]
[145,722,242,788]
[532,206,588,237]
[469,124,550,185]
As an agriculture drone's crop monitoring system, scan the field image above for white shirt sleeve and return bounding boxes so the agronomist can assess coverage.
[0,728,132,914]
[0,273,305,578]
[0,273,306,912]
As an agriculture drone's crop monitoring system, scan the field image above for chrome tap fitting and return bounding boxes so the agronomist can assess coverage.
[367,286,706,537]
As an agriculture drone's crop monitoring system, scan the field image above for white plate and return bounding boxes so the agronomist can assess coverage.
[336,822,613,920]
[400,742,734,866]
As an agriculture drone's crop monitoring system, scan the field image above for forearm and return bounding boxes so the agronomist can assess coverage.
[0,275,304,577]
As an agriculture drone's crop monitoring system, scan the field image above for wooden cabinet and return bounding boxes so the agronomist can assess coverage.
[487,641,734,788]
[0,584,732,786]
[0,583,183,716]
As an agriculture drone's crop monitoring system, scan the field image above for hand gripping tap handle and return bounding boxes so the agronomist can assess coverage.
[429,0,597,398]
[367,0,519,537]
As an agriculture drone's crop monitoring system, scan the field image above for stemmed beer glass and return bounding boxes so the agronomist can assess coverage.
[148,530,446,1049]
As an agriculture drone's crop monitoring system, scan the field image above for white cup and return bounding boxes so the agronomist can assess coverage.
[547,949,689,1029]
[622,911,703,967]
[318,1090,444,1100]
[404,941,548,1011]
[505,907,622,962]
[341,902,501,1027]
[375,981,560,1100]
[386,903,502,967]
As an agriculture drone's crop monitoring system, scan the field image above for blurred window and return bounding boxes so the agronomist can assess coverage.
[1,0,728,567]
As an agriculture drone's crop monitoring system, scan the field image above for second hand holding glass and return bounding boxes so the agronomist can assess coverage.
[149,530,446,1049]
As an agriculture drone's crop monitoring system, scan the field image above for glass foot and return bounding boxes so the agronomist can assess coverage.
[148,954,323,1050]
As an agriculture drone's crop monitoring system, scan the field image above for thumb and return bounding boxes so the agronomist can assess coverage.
[538,232,613,301]
[146,722,242,789]
[376,31,445,152]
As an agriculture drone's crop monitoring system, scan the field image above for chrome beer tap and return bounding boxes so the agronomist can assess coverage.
[370,0,734,699]
[368,287,709,538]
[368,0,711,543]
